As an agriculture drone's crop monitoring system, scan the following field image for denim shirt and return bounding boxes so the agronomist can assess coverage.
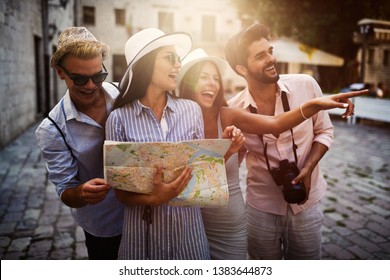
[35,82,124,237]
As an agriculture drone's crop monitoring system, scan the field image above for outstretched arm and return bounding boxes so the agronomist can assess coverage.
[224,89,368,135]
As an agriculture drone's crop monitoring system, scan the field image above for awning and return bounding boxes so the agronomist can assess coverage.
[271,37,344,66]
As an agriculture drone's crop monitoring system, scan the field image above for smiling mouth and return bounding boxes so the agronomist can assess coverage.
[201,91,215,98]
[79,90,95,95]
[169,72,178,79]
[265,65,276,71]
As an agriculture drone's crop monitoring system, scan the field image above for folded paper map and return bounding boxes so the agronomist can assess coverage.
[103,139,231,207]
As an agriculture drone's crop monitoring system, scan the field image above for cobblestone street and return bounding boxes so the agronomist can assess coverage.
[0,119,389,260]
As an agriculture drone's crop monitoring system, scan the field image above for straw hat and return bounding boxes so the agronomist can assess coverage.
[119,28,192,95]
[50,27,109,67]
[177,48,227,87]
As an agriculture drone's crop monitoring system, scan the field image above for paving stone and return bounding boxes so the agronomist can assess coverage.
[53,232,74,249]
[49,247,73,260]
[57,215,77,230]
[38,214,58,226]
[322,243,356,259]
[2,211,23,223]
[75,226,86,242]
[28,239,52,257]
[365,204,390,217]
[2,252,26,260]
[75,242,88,260]
[0,222,17,235]
[346,233,381,252]
[357,228,387,243]
[24,209,41,220]
[8,237,31,252]
[33,225,54,239]
[347,245,372,260]
[0,236,11,247]
[15,219,37,231]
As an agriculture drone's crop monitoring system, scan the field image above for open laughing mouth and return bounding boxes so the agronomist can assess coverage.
[265,65,276,72]
[201,91,215,98]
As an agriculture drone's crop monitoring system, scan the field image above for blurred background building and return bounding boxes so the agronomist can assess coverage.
[0,0,389,149]
[355,19,390,93]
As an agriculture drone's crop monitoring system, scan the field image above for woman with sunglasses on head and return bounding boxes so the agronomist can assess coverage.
[177,48,367,259]
[35,27,124,259]
[105,28,211,260]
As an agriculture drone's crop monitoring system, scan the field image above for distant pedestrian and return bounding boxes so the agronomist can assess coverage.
[376,82,387,98]
[35,27,124,259]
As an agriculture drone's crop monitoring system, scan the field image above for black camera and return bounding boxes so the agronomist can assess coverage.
[270,159,306,204]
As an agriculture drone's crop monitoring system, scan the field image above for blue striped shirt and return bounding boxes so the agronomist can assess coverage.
[105,94,210,259]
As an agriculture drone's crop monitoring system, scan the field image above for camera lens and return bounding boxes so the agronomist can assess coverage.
[283,183,306,204]
[280,162,307,204]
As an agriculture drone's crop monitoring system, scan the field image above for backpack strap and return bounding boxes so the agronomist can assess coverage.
[46,115,75,158]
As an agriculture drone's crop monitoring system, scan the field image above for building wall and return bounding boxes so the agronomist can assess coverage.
[364,44,390,92]
[357,19,390,96]
[0,0,75,149]
[80,0,245,90]
[0,0,41,148]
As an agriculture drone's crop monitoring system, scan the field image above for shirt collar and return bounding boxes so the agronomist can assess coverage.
[240,78,293,110]
[62,91,78,121]
[277,77,293,96]
[240,88,256,109]
[62,82,118,122]
[134,93,176,116]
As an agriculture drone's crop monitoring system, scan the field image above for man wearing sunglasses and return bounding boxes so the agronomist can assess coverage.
[35,27,124,259]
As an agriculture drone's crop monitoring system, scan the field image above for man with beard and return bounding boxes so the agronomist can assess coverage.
[35,27,124,259]
[224,23,334,259]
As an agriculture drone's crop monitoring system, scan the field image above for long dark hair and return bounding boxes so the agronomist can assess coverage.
[179,60,227,111]
[113,48,178,110]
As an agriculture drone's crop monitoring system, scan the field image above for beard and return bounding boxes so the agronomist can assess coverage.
[247,67,280,84]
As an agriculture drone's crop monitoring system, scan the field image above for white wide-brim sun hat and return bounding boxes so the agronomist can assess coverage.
[176,48,227,88]
[119,28,192,95]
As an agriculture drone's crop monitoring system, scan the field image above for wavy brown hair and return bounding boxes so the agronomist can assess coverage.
[179,60,227,112]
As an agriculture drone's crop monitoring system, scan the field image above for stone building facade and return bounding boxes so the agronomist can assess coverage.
[0,0,76,148]
[79,0,245,93]
[356,18,390,97]
[0,0,245,148]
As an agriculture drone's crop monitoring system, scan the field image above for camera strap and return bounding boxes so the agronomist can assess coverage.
[248,91,299,171]
[280,91,299,164]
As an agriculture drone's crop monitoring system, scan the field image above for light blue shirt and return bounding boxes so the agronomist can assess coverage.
[35,82,124,237]
[106,94,210,259]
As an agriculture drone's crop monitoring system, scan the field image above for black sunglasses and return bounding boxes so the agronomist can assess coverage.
[158,53,181,65]
[59,65,108,86]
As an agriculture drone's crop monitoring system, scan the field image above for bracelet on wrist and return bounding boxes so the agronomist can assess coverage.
[300,103,309,120]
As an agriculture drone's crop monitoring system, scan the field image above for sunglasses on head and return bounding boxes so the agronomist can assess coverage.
[158,52,181,65]
[59,65,108,86]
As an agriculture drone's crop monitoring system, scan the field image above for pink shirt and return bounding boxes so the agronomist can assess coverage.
[228,74,334,215]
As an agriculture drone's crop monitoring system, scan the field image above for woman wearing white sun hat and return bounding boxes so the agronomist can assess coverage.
[105,28,210,259]
[178,48,367,259]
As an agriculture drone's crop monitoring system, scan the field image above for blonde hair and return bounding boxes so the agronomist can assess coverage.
[58,42,108,65]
